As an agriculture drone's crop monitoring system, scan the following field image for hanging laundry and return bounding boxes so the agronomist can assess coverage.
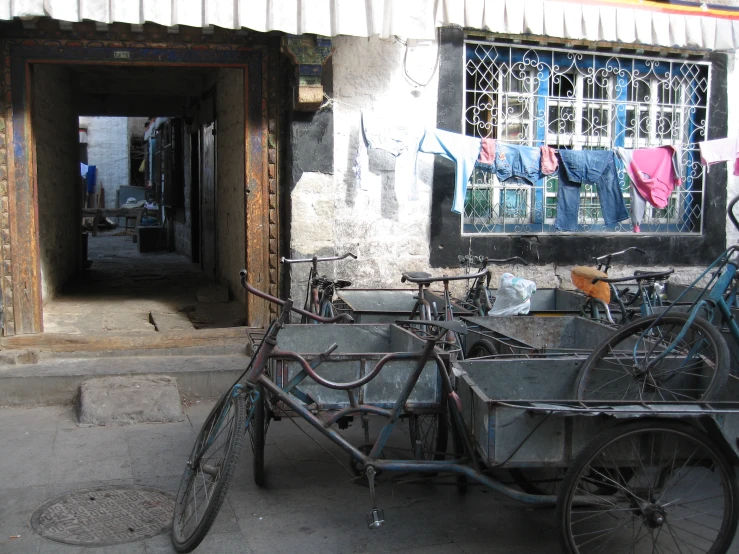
[494,143,544,185]
[540,146,558,176]
[554,150,629,232]
[699,137,739,176]
[354,111,423,200]
[614,148,649,232]
[617,145,681,211]
[419,128,482,214]
[477,138,496,167]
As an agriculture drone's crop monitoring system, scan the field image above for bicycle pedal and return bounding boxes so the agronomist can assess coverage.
[367,508,385,529]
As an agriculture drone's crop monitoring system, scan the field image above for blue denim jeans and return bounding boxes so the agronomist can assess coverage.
[554,150,629,231]
[495,143,543,185]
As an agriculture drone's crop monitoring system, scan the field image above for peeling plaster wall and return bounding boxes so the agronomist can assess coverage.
[288,36,440,299]
[78,116,129,208]
[215,68,245,301]
[33,65,81,302]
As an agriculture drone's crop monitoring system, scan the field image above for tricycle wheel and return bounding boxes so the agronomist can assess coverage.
[556,421,739,554]
[248,382,266,487]
[408,412,448,461]
[172,390,247,553]
[510,468,566,496]
[574,313,729,402]
[467,338,498,359]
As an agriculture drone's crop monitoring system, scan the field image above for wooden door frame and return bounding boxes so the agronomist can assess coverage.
[2,39,277,333]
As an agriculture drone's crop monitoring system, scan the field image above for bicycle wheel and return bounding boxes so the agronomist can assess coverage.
[248,383,266,487]
[408,412,448,461]
[467,338,498,358]
[575,313,729,402]
[172,392,246,553]
[556,421,739,554]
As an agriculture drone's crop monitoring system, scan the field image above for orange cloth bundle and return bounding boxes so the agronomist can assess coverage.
[571,266,611,304]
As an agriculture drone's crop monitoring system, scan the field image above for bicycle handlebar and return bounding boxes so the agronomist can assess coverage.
[401,269,490,284]
[458,255,529,266]
[592,246,645,263]
[239,270,354,323]
[280,253,357,265]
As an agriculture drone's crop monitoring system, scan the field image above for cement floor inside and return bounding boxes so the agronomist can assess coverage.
[42,231,246,336]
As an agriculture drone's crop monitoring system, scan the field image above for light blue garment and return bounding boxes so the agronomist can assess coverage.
[419,129,482,214]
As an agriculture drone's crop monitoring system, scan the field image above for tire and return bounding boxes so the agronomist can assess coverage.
[575,313,730,402]
[408,412,449,461]
[556,421,739,554]
[172,392,246,553]
[510,468,567,496]
[249,383,266,487]
[467,339,498,359]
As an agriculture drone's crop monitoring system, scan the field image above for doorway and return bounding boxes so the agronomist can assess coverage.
[3,41,275,336]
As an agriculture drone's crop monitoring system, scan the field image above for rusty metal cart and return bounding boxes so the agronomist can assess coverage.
[173,276,739,554]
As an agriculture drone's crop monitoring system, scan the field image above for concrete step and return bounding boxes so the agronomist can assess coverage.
[0,327,263,363]
[0,353,250,407]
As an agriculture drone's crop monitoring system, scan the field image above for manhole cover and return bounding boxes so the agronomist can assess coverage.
[31,485,174,546]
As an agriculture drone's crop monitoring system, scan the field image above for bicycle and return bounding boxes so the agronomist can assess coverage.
[573,195,739,403]
[400,270,490,359]
[172,271,739,554]
[281,252,357,323]
[572,247,674,325]
[456,255,529,316]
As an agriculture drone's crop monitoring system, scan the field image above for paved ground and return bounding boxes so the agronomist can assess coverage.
[0,401,565,554]
[43,233,243,335]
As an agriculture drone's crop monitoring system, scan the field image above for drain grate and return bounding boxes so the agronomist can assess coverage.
[31,485,174,546]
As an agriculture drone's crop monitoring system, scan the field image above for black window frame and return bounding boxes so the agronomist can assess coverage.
[429,28,728,267]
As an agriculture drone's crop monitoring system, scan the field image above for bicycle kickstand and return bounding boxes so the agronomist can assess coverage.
[366,466,384,529]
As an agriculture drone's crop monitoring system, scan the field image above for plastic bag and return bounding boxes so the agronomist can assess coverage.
[489,273,537,316]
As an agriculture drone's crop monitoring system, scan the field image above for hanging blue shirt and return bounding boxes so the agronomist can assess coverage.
[419,129,482,214]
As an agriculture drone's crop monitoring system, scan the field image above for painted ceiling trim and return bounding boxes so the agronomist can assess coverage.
[1,0,737,50]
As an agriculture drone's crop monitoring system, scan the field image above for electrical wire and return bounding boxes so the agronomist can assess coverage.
[402,28,441,89]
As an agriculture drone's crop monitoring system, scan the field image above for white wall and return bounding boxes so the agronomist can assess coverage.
[78,116,129,208]
[726,51,739,247]
[289,37,739,299]
[289,36,441,299]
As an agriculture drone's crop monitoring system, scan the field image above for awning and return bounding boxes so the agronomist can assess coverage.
[2,0,738,51]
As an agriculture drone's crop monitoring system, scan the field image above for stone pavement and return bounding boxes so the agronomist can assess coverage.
[0,401,569,554]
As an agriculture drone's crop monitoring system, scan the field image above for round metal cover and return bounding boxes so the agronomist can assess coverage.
[31,485,174,546]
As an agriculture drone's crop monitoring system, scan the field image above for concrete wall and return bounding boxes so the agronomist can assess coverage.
[32,65,81,302]
[286,36,736,299]
[78,116,129,208]
[215,68,245,301]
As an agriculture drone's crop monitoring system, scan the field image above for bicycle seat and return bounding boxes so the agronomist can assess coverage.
[403,271,432,280]
[571,266,611,303]
[633,269,674,283]
[334,279,352,289]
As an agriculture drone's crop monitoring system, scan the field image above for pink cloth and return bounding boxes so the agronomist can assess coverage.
[625,146,681,209]
[699,137,739,176]
[478,138,496,165]
[540,145,558,175]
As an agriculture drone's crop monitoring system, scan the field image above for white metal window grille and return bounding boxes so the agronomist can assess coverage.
[463,41,710,235]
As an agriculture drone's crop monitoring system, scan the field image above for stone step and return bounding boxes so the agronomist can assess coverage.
[0,327,263,362]
[0,353,250,406]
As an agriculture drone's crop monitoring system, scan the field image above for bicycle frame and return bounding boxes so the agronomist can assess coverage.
[280,253,357,323]
[636,247,739,369]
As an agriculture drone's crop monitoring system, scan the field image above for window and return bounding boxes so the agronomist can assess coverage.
[463,42,709,235]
